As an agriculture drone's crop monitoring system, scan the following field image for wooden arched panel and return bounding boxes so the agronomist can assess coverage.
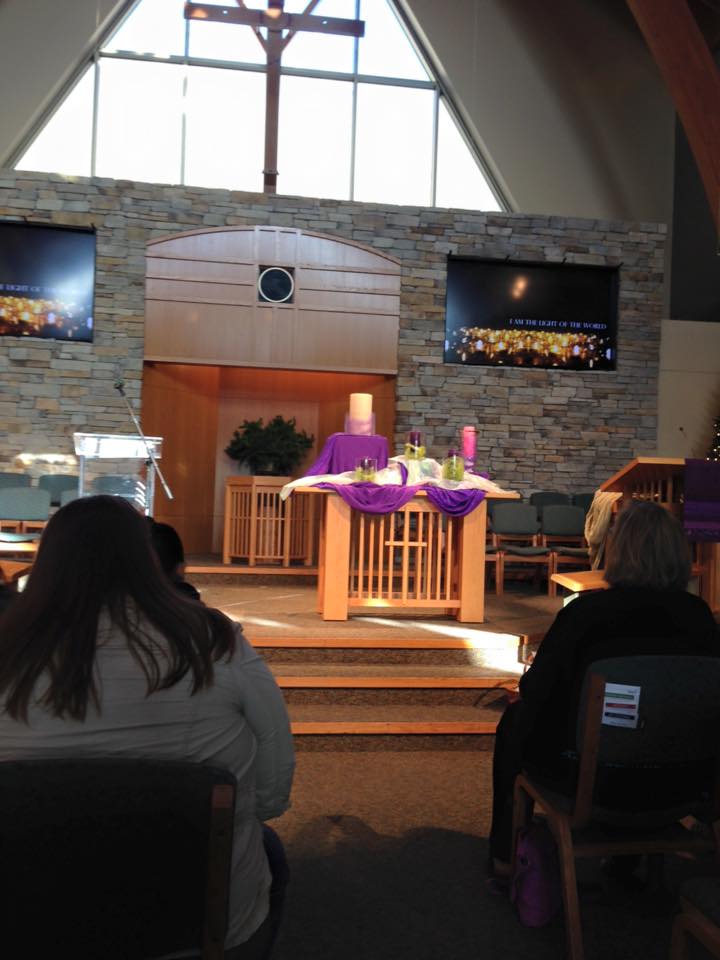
[144,226,400,373]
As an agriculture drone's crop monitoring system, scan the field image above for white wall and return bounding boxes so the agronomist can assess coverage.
[403,0,675,223]
[657,320,720,458]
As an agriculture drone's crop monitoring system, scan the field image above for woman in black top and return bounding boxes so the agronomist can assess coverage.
[489,500,719,874]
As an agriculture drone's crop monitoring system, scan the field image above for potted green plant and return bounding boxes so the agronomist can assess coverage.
[225,415,314,476]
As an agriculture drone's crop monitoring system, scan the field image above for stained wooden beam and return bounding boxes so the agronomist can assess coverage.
[627,0,720,231]
[185,3,364,37]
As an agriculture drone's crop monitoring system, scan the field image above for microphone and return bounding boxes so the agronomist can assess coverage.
[114,378,126,395]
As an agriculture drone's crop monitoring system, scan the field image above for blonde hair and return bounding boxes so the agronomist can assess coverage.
[604,500,691,591]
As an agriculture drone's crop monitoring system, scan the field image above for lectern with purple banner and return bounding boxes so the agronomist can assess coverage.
[598,457,720,613]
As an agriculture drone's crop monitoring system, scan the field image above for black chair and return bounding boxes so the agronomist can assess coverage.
[511,656,720,960]
[0,758,236,960]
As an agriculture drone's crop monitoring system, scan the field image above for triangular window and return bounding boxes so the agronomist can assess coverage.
[15,0,503,211]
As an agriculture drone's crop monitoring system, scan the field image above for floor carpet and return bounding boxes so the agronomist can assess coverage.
[271,749,718,960]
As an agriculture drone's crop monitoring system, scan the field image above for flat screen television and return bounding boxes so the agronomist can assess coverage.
[444,258,619,371]
[0,221,96,343]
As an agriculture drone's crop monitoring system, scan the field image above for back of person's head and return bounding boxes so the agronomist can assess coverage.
[148,518,185,579]
[0,495,235,722]
[604,500,691,591]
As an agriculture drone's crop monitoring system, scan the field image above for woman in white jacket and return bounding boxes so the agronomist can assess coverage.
[0,494,295,958]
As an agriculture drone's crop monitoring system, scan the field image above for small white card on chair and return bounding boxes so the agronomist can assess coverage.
[602,683,641,729]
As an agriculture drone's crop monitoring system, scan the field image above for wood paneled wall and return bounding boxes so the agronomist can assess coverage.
[142,363,220,553]
[145,226,401,374]
[143,362,396,555]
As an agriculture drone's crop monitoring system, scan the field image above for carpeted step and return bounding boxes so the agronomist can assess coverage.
[261,646,491,665]
[270,662,521,682]
[272,661,519,713]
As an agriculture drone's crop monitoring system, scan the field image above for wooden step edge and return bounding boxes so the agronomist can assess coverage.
[248,636,522,649]
[291,720,497,734]
[277,676,518,689]
[187,564,318,576]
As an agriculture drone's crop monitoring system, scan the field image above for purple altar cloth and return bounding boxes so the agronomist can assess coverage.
[684,458,720,542]
[316,482,485,517]
[305,433,389,476]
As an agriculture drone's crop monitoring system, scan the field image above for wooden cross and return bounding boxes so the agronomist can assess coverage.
[185,1,365,194]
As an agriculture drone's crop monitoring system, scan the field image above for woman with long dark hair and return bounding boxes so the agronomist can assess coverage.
[0,495,295,956]
[488,500,719,879]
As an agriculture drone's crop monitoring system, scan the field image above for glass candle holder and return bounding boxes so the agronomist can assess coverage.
[404,431,426,460]
[354,456,377,482]
[442,449,465,482]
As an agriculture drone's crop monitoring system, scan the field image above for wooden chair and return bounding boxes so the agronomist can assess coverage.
[511,656,720,960]
[0,758,236,960]
[491,502,551,596]
[670,877,720,959]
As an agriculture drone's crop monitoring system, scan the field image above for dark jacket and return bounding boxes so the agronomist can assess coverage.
[519,586,720,763]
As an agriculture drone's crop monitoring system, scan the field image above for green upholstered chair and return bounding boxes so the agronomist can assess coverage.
[0,486,51,532]
[541,504,590,597]
[92,474,141,501]
[0,472,31,489]
[491,502,551,596]
[529,491,571,517]
[38,473,80,506]
[571,492,595,514]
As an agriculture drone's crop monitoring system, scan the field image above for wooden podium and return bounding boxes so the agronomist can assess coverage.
[223,476,316,567]
[599,457,719,613]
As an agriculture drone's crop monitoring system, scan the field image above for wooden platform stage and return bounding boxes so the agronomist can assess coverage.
[192,572,563,737]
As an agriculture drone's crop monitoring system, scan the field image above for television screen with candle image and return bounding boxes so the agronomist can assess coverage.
[444,258,619,371]
[0,221,96,343]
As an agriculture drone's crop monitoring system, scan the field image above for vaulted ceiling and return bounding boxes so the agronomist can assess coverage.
[0,0,716,227]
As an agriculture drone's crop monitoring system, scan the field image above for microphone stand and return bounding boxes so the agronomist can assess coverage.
[114,380,173,509]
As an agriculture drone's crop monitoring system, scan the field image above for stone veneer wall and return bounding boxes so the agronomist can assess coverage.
[0,171,665,494]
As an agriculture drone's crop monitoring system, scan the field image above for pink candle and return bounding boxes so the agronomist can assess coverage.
[462,425,477,469]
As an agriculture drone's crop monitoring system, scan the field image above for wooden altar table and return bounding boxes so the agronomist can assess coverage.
[297,486,518,622]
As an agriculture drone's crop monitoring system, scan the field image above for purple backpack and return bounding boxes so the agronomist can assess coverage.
[510,820,562,927]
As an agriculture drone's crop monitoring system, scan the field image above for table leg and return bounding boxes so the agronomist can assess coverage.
[319,494,351,621]
[456,499,486,622]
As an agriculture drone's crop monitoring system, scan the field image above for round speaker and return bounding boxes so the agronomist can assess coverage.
[257,266,294,304]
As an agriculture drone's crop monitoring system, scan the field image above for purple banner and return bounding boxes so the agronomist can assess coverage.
[684,458,720,543]
[316,482,485,517]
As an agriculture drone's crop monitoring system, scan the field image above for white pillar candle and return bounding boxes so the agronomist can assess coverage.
[349,393,373,420]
